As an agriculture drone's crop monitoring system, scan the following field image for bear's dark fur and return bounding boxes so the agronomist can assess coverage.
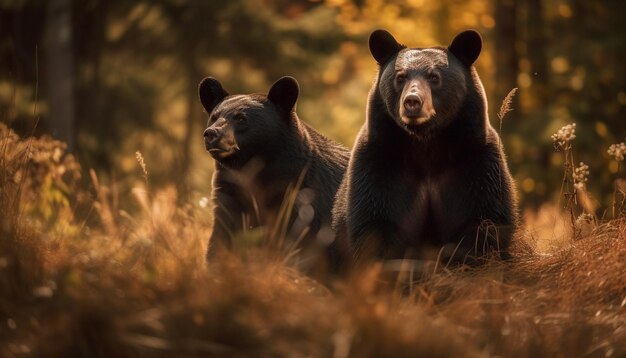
[200,76,350,270]
[332,30,518,266]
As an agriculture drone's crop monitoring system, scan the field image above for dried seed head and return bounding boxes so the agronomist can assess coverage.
[573,162,589,190]
[551,123,577,148]
[607,142,626,161]
[135,151,149,183]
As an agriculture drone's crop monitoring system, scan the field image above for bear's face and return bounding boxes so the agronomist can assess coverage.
[199,76,300,168]
[369,30,482,137]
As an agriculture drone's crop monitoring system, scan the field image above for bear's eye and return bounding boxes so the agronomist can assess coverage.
[233,114,247,123]
[427,73,441,84]
[396,73,407,85]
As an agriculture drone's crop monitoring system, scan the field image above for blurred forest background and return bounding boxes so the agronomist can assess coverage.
[1,0,625,212]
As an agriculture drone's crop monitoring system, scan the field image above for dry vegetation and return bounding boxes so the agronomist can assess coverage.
[1,122,625,357]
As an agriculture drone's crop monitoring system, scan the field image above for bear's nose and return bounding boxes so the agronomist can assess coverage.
[203,128,220,145]
[403,94,422,113]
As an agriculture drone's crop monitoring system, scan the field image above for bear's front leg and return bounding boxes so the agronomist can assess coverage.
[348,218,409,263]
[206,190,245,260]
[437,218,514,268]
[345,174,414,263]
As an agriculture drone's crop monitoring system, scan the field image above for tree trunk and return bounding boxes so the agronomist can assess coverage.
[494,0,519,122]
[179,45,201,202]
[45,0,75,151]
[526,0,548,107]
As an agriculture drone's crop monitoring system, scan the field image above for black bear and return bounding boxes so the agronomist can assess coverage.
[200,76,350,271]
[332,30,518,267]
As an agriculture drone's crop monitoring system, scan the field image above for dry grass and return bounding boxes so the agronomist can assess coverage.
[1,123,625,358]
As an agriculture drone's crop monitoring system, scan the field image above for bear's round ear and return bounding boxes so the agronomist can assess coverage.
[448,30,482,67]
[199,77,229,113]
[369,29,405,65]
[267,76,299,113]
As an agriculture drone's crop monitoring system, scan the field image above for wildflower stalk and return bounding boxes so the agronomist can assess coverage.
[614,162,620,218]
[495,88,517,199]
[565,147,578,234]
[552,123,579,235]
[608,142,625,218]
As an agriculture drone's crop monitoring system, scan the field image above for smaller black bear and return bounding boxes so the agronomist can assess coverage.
[332,30,519,267]
[200,76,350,271]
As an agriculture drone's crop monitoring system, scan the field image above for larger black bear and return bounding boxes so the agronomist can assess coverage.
[200,76,350,270]
[333,30,518,266]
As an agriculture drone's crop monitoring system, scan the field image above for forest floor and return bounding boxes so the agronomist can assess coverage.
[1,123,625,357]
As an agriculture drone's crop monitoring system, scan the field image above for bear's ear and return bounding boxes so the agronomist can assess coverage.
[199,77,229,113]
[267,76,299,113]
[448,30,482,67]
[369,29,405,65]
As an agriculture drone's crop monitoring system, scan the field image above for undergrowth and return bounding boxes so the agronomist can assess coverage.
[1,122,625,357]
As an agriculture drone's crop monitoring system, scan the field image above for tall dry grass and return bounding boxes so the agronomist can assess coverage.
[1,122,625,357]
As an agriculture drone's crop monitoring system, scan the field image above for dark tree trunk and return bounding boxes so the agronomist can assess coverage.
[526,0,548,107]
[179,43,201,202]
[494,0,519,122]
[45,0,75,150]
[74,0,109,168]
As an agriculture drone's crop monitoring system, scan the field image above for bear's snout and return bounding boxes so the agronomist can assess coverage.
[203,127,221,148]
[403,93,423,115]
[203,125,239,159]
[398,78,435,127]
